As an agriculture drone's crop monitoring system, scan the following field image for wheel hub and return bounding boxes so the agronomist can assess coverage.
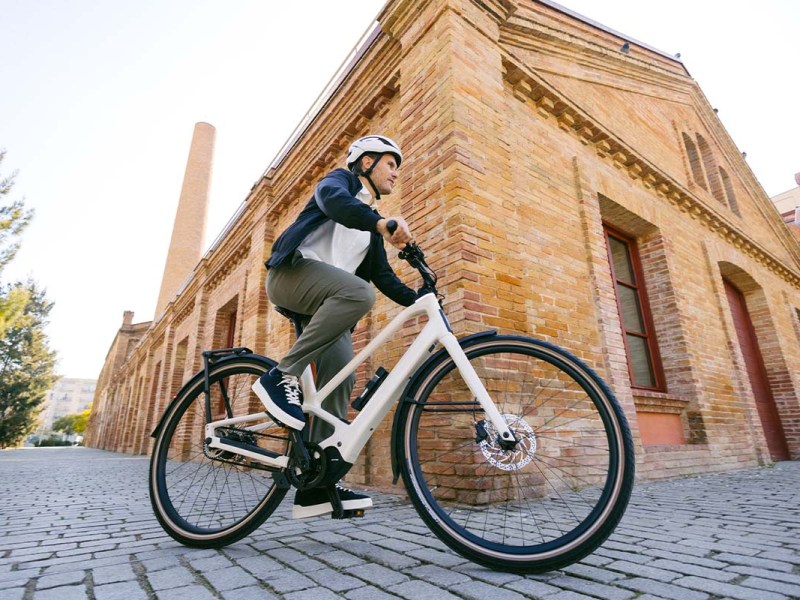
[478,414,537,471]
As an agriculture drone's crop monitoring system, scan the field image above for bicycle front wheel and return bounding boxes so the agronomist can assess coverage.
[149,355,291,548]
[397,335,634,573]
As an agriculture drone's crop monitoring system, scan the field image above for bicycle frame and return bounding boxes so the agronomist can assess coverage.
[153,234,634,573]
[205,292,516,468]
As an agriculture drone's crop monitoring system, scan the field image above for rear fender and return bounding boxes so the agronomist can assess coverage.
[150,352,277,440]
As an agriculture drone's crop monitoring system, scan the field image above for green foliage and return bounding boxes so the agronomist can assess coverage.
[0,281,58,448]
[0,149,33,276]
[0,285,29,339]
[1,150,34,338]
[52,414,77,435]
[74,406,91,434]
[52,406,91,436]
[0,149,57,448]
[36,438,72,447]
[0,149,56,448]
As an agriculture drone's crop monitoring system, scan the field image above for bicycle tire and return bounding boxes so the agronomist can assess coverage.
[149,355,291,548]
[396,335,634,573]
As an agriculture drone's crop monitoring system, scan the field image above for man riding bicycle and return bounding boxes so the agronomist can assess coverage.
[252,134,417,518]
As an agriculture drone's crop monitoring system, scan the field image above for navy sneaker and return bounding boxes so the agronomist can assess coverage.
[251,367,305,430]
[292,484,372,519]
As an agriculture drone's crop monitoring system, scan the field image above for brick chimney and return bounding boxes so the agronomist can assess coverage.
[155,122,215,317]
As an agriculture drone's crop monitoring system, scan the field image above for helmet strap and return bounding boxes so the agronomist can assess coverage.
[359,154,383,200]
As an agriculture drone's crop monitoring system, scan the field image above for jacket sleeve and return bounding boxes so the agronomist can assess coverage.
[368,235,417,307]
[314,169,382,232]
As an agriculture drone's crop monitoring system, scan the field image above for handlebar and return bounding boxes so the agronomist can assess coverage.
[385,220,439,299]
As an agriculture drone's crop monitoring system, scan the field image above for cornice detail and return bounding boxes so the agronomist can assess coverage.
[265,70,400,218]
[304,74,400,188]
[500,5,685,81]
[204,241,252,293]
[172,298,196,328]
[502,58,800,289]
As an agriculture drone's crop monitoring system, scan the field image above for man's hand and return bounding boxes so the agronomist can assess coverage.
[377,217,412,249]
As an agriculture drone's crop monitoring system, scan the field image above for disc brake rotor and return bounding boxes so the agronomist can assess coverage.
[479,414,537,471]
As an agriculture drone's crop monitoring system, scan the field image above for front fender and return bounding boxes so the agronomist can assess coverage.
[150,351,277,440]
[389,330,497,484]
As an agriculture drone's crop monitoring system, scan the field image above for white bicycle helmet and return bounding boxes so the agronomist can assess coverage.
[346,135,403,170]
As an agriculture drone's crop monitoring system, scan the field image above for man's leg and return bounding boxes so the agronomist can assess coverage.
[265,254,373,518]
[267,254,375,378]
[254,254,374,430]
[309,331,356,443]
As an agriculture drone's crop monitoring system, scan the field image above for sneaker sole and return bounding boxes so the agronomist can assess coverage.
[251,380,305,430]
[292,497,373,519]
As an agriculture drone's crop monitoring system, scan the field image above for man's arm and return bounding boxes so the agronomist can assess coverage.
[368,236,417,307]
[314,169,381,232]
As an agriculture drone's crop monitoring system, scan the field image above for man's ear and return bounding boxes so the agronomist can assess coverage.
[360,155,374,172]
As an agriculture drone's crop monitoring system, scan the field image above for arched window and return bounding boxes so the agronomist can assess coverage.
[719,167,740,216]
[696,133,725,204]
[682,133,707,190]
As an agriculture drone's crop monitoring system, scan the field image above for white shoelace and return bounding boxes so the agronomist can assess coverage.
[278,374,302,406]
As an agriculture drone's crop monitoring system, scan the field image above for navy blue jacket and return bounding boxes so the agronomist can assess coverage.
[266,168,417,307]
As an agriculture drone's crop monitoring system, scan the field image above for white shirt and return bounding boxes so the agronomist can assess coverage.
[297,185,373,274]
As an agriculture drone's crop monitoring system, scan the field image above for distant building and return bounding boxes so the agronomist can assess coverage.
[772,173,800,240]
[38,378,97,432]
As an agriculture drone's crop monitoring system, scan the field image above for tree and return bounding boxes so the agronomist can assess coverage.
[0,281,58,448]
[52,414,77,436]
[52,406,92,436]
[0,150,34,338]
[0,149,33,275]
[0,150,55,448]
[0,285,29,339]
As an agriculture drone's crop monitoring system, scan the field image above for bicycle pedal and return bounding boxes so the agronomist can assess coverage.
[331,509,365,520]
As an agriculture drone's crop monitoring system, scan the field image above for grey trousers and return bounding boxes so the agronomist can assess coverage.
[266,252,375,442]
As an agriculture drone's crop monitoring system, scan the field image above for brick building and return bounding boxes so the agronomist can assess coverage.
[85,0,800,484]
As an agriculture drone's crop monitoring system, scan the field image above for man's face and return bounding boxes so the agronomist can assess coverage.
[363,154,398,195]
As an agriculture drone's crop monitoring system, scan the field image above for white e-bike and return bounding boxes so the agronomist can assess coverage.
[149,235,634,573]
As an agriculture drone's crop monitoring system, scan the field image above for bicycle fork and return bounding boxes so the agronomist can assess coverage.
[439,333,519,448]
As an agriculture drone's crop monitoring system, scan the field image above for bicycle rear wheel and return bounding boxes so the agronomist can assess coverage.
[396,335,634,573]
[149,355,291,548]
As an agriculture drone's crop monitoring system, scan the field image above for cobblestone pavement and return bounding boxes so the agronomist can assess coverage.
[1,448,798,600]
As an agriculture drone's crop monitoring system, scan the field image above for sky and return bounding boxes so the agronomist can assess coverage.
[1,0,798,380]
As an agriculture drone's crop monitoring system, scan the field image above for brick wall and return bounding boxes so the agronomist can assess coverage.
[86,0,800,488]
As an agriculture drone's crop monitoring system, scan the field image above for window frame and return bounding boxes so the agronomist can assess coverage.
[603,224,666,391]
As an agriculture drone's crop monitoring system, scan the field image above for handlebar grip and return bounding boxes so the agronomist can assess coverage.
[386,219,398,234]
